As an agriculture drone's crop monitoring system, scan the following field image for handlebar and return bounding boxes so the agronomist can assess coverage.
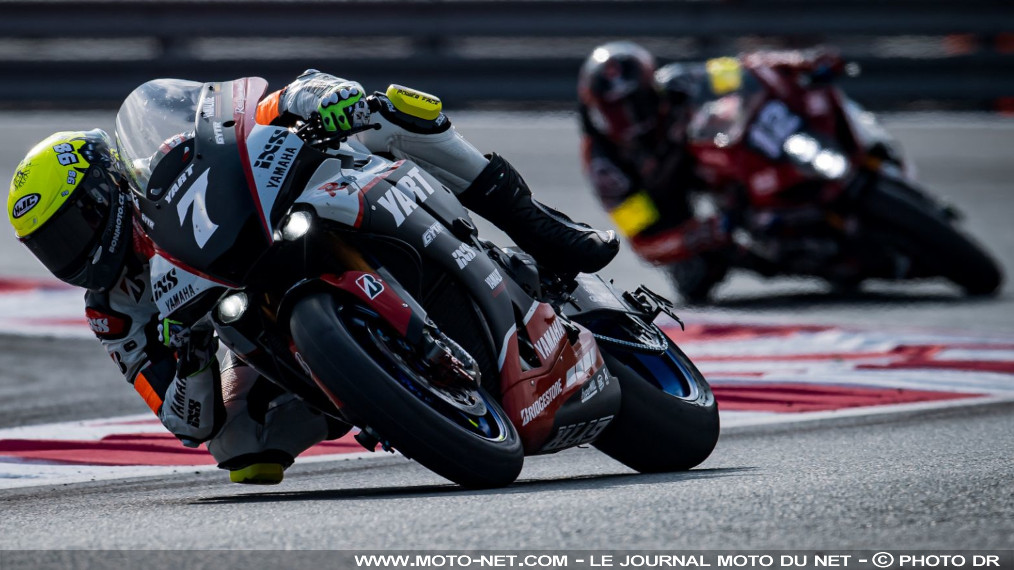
[294,113,381,149]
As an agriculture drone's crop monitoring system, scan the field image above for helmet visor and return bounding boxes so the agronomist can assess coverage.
[595,88,659,144]
[20,171,114,284]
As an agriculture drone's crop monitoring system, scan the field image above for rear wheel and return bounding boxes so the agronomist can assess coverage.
[290,293,523,488]
[592,326,719,472]
[861,177,1003,295]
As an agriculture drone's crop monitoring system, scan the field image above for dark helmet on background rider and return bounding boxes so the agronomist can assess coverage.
[7,129,132,291]
[578,41,661,145]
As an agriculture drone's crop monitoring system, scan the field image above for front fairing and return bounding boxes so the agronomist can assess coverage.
[294,154,473,249]
[116,78,289,286]
[687,65,861,206]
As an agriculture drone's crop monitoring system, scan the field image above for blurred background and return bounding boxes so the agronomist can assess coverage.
[2,2,1013,548]
[0,0,1011,112]
[0,0,1012,328]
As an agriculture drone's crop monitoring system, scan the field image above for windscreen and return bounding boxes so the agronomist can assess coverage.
[686,67,764,146]
[115,79,204,193]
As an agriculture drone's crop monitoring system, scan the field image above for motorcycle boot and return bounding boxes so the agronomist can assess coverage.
[458,153,620,274]
[209,353,350,484]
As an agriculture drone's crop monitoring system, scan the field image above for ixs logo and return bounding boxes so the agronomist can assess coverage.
[421,221,444,247]
[452,243,478,269]
[356,274,384,300]
[376,166,439,227]
[11,193,40,219]
[152,268,180,302]
[85,307,129,339]
[87,317,110,334]
[253,130,288,169]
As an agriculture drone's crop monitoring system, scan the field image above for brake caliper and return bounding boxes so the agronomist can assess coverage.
[420,325,481,386]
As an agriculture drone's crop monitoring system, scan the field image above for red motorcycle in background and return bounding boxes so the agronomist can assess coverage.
[671,53,1003,301]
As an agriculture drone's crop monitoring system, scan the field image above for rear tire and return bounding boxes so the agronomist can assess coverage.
[290,293,523,488]
[861,178,1003,296]
[593,332,719,473]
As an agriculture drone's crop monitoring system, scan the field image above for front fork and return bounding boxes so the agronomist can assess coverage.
[279,269,481,389]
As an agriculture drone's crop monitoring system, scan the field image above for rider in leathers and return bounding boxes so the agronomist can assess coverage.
[578,42,842,302]
[7,70,619,484]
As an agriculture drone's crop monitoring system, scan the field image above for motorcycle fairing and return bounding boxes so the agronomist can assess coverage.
[298,155,619,451]
[320,271,427,342]
[148,253,226,319]
[501,301,619,454]
[243,124,306,234]
[123,77,621,451]
[297,158,522,373]
[294,154,401,228]
[686,62,862,209]
[123,78,297,288]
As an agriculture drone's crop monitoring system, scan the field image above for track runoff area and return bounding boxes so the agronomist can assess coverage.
[1,276,1011,489]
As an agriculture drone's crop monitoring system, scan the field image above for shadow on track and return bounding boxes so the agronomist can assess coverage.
[192,467,756,505]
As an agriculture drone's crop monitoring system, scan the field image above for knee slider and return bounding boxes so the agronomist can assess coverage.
[373,84,452,134]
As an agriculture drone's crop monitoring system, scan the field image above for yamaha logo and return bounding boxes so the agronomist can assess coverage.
[12,193,40,219]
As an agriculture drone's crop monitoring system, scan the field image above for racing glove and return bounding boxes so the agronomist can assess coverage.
[157,319,226,447]
[317,81,371,134]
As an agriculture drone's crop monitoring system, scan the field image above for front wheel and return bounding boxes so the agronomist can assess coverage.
[290,293,523,488]
[666,251,729,305]
[593,328,719,473]
[860,177,1003,296]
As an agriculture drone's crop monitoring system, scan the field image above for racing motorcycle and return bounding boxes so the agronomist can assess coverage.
[114,77,719,488]
[670,54,1003,301]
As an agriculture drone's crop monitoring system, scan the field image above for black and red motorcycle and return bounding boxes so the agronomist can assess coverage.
[667,54,1003,301]
[115,78,718,488]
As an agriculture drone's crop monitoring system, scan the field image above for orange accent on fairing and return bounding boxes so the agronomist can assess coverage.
[133,372,163,414]
[256,90,282,125]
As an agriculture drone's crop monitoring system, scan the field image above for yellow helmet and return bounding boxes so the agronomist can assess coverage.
[7,129,132,290]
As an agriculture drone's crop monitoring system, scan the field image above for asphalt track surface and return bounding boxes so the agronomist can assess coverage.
[0,111,1012,553]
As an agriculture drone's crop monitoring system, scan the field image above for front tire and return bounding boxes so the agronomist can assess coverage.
[667,252,729,305]
[861,177,1003,296]
[593,331,719,473]
[290,293,523,488]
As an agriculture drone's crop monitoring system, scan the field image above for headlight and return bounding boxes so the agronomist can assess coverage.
[783,133,849,180]
[217,292,248,324]
[813,149,849,180]
[276,210,313,241]
[783,134,819,163]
